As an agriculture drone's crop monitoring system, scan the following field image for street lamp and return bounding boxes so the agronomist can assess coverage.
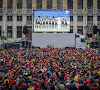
[93,24,97,48]
[84,25,89,40]
[3,30,4,43]
[23,25,28,48]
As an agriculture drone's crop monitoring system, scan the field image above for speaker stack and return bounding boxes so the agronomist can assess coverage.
[1,43,20,49]
[22,25,31,48]
[23,25,28,35]
[21,41,31,48]
[90,42,98,48]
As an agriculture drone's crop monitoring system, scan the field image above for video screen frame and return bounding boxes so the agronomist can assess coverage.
[33,10,70,32]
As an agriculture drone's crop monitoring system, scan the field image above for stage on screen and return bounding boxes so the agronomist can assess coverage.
[33,10,70,32]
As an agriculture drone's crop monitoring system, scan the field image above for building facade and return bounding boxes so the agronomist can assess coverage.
[0,0,100,43]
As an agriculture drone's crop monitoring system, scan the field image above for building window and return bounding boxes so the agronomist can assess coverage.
[17,0,22,9]
[47,0,52,9]
[98,16,100,21]
[97,0,100,9]
[77,26,83,35]
[70,16,73,21]
[7,26,12,38]
[27,16,32,21]
[17,26,22,38]
[77,16,83,21]
[0,0,3,8]
[87,16,93,21]
[7,0,13,9]
[77,0,83,9]
[37,0,42,9]
[67,0,73,9]
[17,16,22,21]
[0,26,1,37]
[27,0,32,9]
[7,16,12,21]
[57,0,63,9]
[0,16,2,21]
[87,0,93,9]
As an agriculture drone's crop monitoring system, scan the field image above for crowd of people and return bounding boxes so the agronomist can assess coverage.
[0,47,100,90]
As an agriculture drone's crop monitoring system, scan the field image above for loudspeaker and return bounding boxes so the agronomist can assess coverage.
[32,46,35,49]
[29,42,31,48]
[90,42,98,48]
[90,42,94,48]
[98,42,100,48]
[21,41,31,48]
[93,25,97,34]
[94,42,98,48]
[23,25,28,34]
[22,41,25,47]
[26,41,28,47]
[2,43,20,49]
[98,30,100,36]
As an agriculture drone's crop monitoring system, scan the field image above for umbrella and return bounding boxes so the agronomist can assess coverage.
[85,67,89,70]
[84,65,91,69]
[46,71,52,76]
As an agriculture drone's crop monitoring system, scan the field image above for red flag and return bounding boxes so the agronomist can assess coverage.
[87,44,90,51]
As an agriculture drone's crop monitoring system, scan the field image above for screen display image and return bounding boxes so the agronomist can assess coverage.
[34,10,70,32]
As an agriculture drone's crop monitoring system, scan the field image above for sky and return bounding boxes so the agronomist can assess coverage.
[34,10,70,19]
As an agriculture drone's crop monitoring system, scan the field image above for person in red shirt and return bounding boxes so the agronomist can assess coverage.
[90,83,99,90]
[73,69,76,77]
[9,77,15,86]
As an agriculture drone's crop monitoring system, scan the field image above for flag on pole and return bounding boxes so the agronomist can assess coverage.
[87,44,90,51]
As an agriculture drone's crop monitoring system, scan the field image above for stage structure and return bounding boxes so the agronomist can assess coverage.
[32,10,86,49]
[32,33,86,49]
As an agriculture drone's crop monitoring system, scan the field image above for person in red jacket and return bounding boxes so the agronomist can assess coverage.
[73,69,76,77]
[90,83,99,90]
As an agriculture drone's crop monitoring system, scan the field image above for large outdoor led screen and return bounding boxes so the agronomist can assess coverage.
[33,10,70,32]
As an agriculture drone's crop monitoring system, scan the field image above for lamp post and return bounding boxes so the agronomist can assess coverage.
[3,30,4,44]
[23,25,28,48]
[84,25,98,48]
[93,25,97,48]
[84,25,89,41]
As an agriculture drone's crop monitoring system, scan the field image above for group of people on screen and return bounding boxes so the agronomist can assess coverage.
[34,16,70,29]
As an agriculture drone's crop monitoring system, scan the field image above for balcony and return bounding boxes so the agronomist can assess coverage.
[87,9,93,15]
[17,21,22,26]
[7,21,13,26]
[27,9,32,14]
[17,9,22,14]
[98,9,100,15]
[97,21,100,29]
[7,9,12,14]
[26,21,32,25]
[87,22,93,28]
[77,9,83,15]
[87,29,93,34]
[69,9,73,15]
